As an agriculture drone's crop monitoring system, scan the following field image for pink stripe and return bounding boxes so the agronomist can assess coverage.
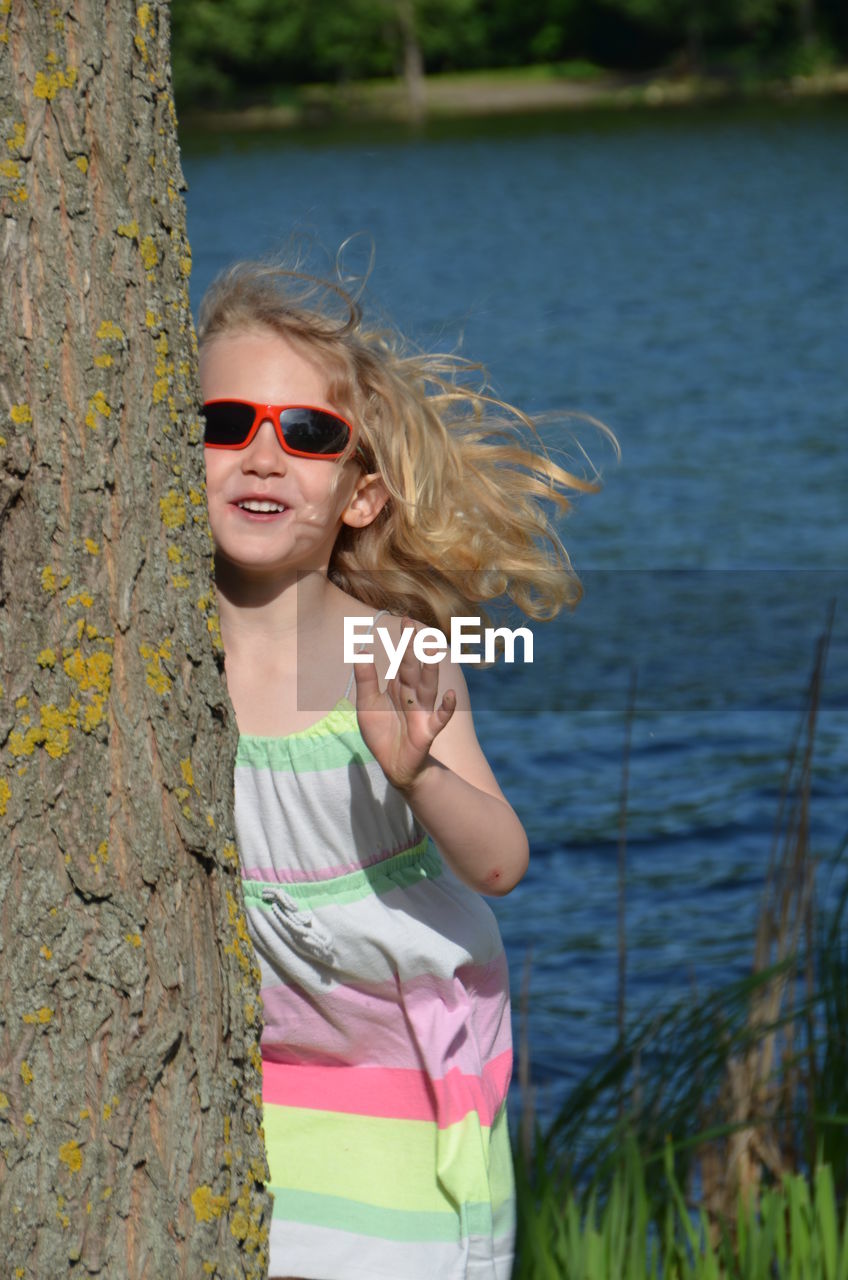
[242,836,424,884]
[259,957,512,1077]
[262,1051,512,1128]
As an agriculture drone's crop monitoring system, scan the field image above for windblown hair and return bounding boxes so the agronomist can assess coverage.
[197,260,616,633]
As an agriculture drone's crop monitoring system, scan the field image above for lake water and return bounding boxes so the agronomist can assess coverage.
[181,101,848,1124]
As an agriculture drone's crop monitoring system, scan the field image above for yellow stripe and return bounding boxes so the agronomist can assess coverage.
[488,1106,515,1211]
[262,1105,503,1213]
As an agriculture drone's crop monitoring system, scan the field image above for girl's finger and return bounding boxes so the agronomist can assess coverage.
[396,651,439,709]
[352,654,382,703]
[433,689,456,730]
[384,671,412,720]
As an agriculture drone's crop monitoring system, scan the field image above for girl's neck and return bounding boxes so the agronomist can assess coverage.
[214,560,336,656]
[213,561,370,736]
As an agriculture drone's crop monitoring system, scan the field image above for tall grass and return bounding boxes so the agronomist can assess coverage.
[515,1141,848,1279]
[514,605,848,1275]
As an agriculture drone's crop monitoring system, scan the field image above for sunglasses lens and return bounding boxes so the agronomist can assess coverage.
[202,401,257,446]
[279,408,351,456]
[202,402,353,456]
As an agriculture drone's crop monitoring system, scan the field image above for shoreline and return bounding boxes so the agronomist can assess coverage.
[179,64,848,134]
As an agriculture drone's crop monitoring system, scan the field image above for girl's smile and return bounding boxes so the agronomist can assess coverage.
[234,499,288,515]
[230,491,290,519]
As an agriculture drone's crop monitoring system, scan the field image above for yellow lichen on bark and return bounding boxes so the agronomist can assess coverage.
[33,66,77,100]
[63,648,112,693]
[139,638,173,695]
[22,1007,54,1025]
[6,122,25,151]
[8,700,80,759]
[191,1185,229,1223]
[58,1140,83,1172]
[96,320,125,341]
[140,234,158,269]
[160,490,186,528]
[85,390,111,429]
[224,891,258,978]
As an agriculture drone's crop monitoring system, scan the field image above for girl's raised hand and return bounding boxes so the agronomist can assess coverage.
[353,619,456,791]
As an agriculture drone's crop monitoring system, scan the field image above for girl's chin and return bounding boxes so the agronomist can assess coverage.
[213,549,331,582]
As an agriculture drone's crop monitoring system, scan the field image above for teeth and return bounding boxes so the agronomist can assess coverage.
[238,500,286,513]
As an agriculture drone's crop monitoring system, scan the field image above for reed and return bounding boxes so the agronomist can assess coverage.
[515,1139,848,1279]
[514,604,848,1275]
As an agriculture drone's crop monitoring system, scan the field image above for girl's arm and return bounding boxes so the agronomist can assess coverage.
[353,622,529,897]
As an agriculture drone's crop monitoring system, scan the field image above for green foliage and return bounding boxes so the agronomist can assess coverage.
[783,33,842,75]
[170,0,488,105]
[169,0,848,108]
[481,0,585,67]
[170,0,397,104]
[514,1140,848,1279]
[814,858,848,1180]
[414,0,490,71]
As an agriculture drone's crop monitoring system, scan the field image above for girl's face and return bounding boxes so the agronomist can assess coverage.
[200,328,373,582]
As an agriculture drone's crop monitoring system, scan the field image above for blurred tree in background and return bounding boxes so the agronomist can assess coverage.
[170,0,486,105]
[170,0,847,108]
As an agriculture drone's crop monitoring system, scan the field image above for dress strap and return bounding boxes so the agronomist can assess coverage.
[343,609,390,700]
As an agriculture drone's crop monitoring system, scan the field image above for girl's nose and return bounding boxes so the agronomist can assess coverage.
[243,418,286,473]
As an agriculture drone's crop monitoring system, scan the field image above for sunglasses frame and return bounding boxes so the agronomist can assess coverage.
[202,399,361,461]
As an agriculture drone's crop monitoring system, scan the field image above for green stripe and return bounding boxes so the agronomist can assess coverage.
[236,728,374,772]
[488,1105,515,1211]
[268,1186,499,1244]
[236,698,375,772]
[262,1106,504,1211]
[242,837,439,907]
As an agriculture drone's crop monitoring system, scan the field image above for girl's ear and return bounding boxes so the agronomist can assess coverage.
[341,472,390,529]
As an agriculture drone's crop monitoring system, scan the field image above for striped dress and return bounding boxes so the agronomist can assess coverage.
[235,690,515,1279]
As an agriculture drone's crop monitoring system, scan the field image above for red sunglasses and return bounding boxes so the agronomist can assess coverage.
[202,399,359,460]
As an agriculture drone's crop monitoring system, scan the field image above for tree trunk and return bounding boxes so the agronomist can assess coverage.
[396,0,426,124]
[685,0,704,73]
[0,2,271,1274]
[797,0,816,48]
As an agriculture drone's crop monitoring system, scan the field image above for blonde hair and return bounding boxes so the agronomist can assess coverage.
[197,261,616,633]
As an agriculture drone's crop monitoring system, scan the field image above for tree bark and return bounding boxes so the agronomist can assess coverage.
[0,2,271,1274]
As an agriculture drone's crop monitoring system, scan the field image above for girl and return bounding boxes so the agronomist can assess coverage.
[198,262,606,1280]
